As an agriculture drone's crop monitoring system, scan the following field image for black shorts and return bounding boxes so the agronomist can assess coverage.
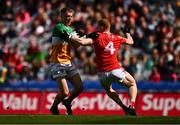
[49,63,78,79]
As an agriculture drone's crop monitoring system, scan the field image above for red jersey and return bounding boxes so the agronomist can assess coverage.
[93,32,126,72]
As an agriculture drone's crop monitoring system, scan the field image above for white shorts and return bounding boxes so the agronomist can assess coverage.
[98,68,126,83]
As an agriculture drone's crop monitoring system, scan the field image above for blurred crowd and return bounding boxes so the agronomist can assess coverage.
[0,0,180,84]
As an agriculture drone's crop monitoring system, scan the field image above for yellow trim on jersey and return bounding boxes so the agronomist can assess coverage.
[49,42,72,64]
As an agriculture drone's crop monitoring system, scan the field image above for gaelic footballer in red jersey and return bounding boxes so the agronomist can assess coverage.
[93,32,126,72]
[68,18,137,116]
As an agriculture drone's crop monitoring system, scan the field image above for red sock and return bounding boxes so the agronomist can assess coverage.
[130,101,135,109]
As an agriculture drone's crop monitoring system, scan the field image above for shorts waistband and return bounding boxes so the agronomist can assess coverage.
[50,62,72,67]
[59,63,72,67]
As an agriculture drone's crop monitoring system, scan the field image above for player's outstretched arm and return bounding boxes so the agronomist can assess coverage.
[70,32,99,46]
[124,33,134,45]
[59,30,93,46]
[70,37,93,46]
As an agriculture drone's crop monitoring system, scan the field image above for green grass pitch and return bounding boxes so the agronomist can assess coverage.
[0,115,179,124]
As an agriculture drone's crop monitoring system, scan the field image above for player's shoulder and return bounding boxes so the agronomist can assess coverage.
[55,22,64,28]
[53,23,64,33]
[111,32,119,37]
[55,23,67,30]
[103,32,119,40]
[54,23,73,33]
[112,33,125,39]
[112,33,126,43]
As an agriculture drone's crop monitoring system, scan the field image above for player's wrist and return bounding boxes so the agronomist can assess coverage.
[68,34,72,39]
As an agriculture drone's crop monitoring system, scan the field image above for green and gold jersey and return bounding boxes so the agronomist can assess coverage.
[49,23,73,64]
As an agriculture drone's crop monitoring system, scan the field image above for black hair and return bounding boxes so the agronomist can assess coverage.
[60,7,74,16]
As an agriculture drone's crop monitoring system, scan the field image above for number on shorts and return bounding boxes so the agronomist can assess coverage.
[104,42,115,54]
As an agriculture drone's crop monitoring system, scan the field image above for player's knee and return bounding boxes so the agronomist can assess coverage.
[130,79,137,87]
[105,89,116,96]
[126,78,136,88]
[132,78,136,85]
[104,87,112,93]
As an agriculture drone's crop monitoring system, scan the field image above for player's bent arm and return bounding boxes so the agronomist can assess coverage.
[125,33,134,45]
[70,37,93,46]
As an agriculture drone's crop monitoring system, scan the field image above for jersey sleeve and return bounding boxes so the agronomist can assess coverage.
[117,35,126,43]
